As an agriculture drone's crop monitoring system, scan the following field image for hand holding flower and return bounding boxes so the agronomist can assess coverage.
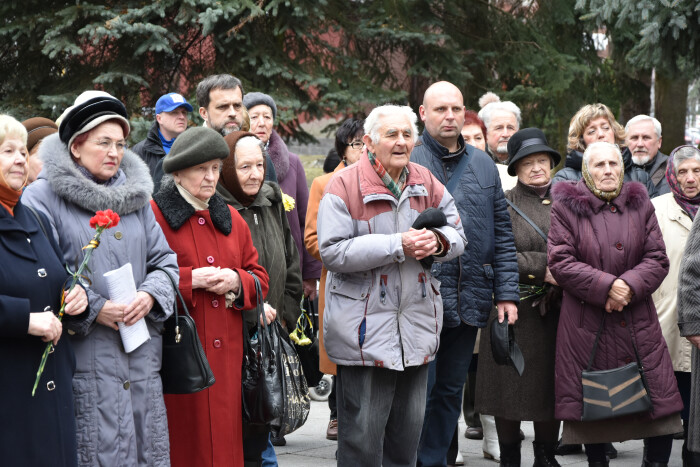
[28,312,63,346]
[62,286,88,316]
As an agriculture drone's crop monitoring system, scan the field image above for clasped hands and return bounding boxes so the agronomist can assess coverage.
[192,266,241,295]
[605,278,632,313]
[97,291,155,330]
[402,228,440,260]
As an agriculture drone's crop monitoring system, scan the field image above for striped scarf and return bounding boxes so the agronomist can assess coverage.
[367,151,407,199]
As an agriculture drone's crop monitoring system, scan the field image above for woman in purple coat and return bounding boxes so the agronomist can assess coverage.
[548,141,682,467]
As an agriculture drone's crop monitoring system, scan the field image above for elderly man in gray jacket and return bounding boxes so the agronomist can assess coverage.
[317,104,466,466]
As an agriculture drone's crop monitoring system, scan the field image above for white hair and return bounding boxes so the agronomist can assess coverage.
[582,141,623,167]
[672,146,700,175]
[478,99,522,131]
[625,114,662,138]
[233,135,266,163]
[364,105,418,145]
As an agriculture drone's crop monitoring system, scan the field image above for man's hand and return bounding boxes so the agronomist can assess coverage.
[686,335,700,349]
[497,301,518,324]
[303,279,318,300]
[402,228,438,260]
[123,291,155,326]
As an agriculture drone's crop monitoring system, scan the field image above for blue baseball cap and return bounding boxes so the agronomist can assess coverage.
[155,93,194,114]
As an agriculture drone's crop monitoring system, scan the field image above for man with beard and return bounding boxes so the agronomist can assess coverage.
[625,114,669,195]
[196,74,276,181]
[478,93,520,189]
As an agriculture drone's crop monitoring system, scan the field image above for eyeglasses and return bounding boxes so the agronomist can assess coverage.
[346,140,363,150]
[90,139,128,153]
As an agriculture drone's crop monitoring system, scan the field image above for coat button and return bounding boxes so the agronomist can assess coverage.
[615,242,623,250]
[528,274,535,279]
[207,256,215,264]
[123,380,130,390]
[27,237,31,243]
[542,199,551,205]
[624,357,632,364]
[114,231,123,240]
[198,217,206,225]
[213,339,222,348]
[610,205,617,213]
[46,381,56,391]
[37,268,47,278]
[620,320,626,327]
[212,299,219,308]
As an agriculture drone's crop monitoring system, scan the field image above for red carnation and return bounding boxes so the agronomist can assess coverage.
[90,209,120,230]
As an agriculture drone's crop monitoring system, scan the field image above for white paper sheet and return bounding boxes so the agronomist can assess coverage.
[103,263,150,353]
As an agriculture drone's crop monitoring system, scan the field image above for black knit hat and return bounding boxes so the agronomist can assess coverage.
[162,126,230,174]
[506,128,561,176]
[57,91,130,148]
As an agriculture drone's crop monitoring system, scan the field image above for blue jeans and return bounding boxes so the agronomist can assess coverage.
[261,435,277,467]
[417,322,478,467]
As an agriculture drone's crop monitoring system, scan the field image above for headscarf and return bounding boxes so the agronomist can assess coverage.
[581,146,624,201]
[221,131,266,207]
[665,146,700,219]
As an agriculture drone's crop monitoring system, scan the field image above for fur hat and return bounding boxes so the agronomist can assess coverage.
[242,92,277,120]
[22,117,58,153]
[57,91,130,148]
[162,126,229,174]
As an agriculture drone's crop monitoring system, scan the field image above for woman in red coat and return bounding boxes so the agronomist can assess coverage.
[150,127,270,467]
[548,141,682,467]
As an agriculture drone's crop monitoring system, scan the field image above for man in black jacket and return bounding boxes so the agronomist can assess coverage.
[625,114,670,195]
[132,92,193,191]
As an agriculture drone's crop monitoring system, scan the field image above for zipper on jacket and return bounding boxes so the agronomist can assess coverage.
[441,159,464,321]
[254,213,258,225]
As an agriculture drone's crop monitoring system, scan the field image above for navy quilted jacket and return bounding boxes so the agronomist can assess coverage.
[411,132,519,328]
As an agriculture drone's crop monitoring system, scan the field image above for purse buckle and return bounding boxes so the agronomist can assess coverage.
[175,325,181,344]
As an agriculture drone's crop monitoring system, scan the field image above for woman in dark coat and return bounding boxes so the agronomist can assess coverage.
[0,114,88,466]
[476,128,562,467]
[218,130,303,465]
[151,127,270,467]
[548,141,682,466]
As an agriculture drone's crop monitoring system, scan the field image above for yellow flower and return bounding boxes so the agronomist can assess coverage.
[282,191,296,212]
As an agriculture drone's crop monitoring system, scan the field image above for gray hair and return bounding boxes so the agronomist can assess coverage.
[196,74,243,110]
[582,141,623,167]
[478,101,522,130]
[364,105,418,145]
[625,114,662,138]
[233,135,267,164]
[673,146,700,175]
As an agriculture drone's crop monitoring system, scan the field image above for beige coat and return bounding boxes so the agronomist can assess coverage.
[651,193,693,372]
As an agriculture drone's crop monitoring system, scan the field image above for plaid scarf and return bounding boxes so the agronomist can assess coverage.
[582,154,623,202]
[367,151,407,199]
[666,147,700,219]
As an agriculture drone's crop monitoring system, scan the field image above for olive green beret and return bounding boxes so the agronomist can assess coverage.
[162,126,230,174]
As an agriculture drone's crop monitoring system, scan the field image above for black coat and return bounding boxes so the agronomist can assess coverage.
[132,122,165,193]
[0,201,83,466]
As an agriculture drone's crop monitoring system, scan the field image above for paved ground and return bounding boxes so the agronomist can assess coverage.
[276,400,684,466]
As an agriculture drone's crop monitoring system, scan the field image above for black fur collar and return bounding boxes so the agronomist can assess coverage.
[153,178,232,234]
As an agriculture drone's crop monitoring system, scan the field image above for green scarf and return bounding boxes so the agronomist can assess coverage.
[367,151,407,199]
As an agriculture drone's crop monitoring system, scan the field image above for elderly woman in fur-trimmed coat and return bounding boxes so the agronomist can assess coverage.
[548,141,682,467]
[22,91,178,467]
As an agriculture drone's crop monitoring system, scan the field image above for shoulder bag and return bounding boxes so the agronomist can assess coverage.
[158,267,216,394]
[581,310,653,421]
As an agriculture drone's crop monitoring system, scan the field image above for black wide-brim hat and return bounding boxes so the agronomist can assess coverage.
[506,128,561,176]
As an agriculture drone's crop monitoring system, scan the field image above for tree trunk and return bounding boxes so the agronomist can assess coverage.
[655,71,688,154]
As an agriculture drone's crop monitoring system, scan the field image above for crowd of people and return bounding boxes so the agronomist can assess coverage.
[0,74,698,467]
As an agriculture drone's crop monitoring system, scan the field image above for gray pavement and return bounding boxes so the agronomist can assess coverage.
[276,400,684,466]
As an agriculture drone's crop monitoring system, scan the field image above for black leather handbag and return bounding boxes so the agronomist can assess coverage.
[158,267,215,394]
[581,310,652,421]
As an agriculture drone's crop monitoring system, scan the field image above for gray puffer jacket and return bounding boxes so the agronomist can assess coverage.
[318,155,466,370]
[22,133,178,467]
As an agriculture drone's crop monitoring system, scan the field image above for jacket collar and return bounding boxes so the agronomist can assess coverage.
[662,194,693,231]
[419,130,467,161]
[552,179,649,216]
[356,152,428,203]
[153,177,232,234]
[36,133,153,216]
[267,130,290,182]
[219,181,280,211]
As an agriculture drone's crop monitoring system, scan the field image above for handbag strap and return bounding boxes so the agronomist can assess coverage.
[24,204,49,239]
[505,198,547,242]
[154,266,190,343]
[445,151,470,194]
[586,309,643,371]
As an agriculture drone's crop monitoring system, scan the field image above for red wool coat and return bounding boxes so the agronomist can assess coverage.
[548,180,682,422]
[151,185,269,467]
